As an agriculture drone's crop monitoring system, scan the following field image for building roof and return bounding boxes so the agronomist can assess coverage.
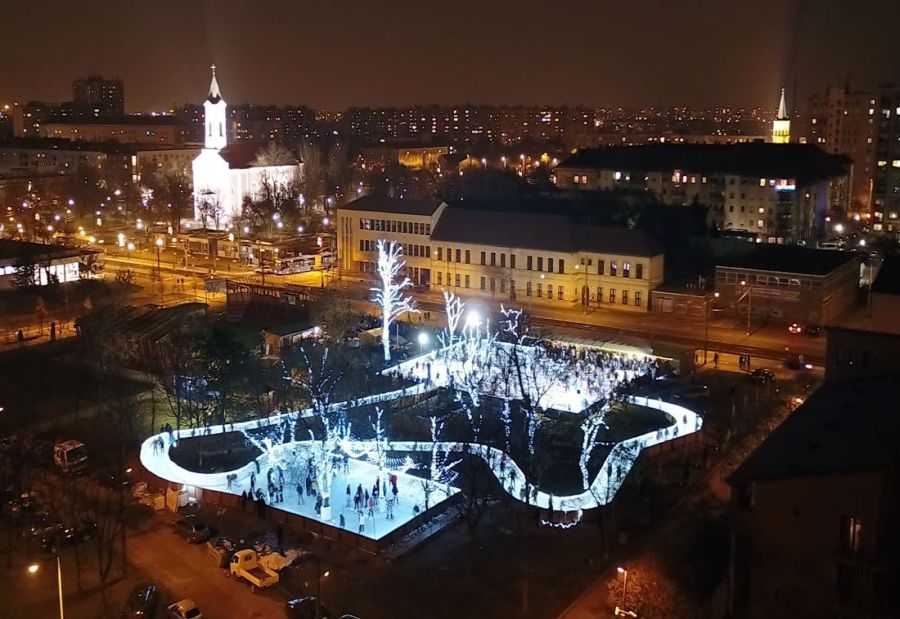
[0,240,93,265]
[430,208,663,257]
[871,255,900,295]
[42,115,177,127]
[215,142,298,169]
[263,319,316,337]
[559,143,849,184]
[729,376,900,484]
[342,195,445,216]
[76,303,207,344]
[715,244,860,276]
[0,138,199,156]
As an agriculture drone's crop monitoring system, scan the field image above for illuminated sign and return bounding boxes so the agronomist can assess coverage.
[775,178,796,192]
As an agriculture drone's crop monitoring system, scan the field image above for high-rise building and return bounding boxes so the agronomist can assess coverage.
[806,86,877,214]
[72,75,125,117]
[771,88,791,144]
[872,84,900,235]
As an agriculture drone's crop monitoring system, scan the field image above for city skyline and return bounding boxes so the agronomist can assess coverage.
[2,0,900,111]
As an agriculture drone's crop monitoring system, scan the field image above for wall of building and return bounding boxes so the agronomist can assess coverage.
[42,122,179,145]
[872,86,900,235]
[337,205,663,312]
[337,206,444,287]
[730,470,894,615]
[714,258,861,325]
[554,165,834,241]
[825,326,900,383]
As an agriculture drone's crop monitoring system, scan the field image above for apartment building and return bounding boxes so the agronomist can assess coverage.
[553,143,850,242]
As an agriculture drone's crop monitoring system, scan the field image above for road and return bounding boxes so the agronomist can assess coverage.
[127,519,286,618]
[100,250,825,362]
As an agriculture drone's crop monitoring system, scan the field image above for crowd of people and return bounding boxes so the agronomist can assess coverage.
[390,339,660,413]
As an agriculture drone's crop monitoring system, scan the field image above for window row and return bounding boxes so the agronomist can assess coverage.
[437,246,520,270]
[359,217,430,236]
[592,286,642,307]
[359,239,430,258]
[593,259,642,279]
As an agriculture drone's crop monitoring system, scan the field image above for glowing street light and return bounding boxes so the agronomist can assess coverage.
[465,310,481,333]
[417,331,429,354]
[28,558,65,618]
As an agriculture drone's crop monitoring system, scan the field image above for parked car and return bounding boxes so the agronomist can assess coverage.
[285,597,331,619]
[750,368,776,384]
[121,582,159,618]
[167,599,202,619]
[41,518,97,554]
[171,515,211,544]
[24,513,64,539]
[671,385,710,400]
[96,467,136,489]
[5,492,41,519]
[803,325,822,337]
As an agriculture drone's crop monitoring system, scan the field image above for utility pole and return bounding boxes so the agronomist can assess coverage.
[737,281,752,336]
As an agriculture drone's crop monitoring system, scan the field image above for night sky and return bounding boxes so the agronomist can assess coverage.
[2,0,899,111]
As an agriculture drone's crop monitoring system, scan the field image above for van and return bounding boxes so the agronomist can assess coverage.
[53,440,88,474]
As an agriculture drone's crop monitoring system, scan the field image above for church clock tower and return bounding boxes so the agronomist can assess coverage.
[204,64,227,150]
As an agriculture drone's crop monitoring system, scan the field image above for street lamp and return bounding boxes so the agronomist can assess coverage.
[28,558,65,619]
[465,310,481,332]
[155,237,164,282]
[617,566,628,611]
[417,331,429,354]
[305,554,330,619]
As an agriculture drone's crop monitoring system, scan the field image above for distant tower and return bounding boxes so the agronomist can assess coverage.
[772,88,790,144]
[204,64,227,150]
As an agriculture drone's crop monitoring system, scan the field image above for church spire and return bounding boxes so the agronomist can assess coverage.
[208,64,222,103]
[771,87,791,144]
[203,64,227,150]
[777,87,788,120]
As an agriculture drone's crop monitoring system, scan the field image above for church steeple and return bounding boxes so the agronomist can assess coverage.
[208,64,222,103]
[203,64,227,150]
[777,88,788,120]
[772,87,790,144]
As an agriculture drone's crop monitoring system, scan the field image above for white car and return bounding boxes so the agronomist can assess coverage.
[168,599,202,619]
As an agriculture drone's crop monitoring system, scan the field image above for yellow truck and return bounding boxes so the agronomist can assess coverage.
[227,549,279,592]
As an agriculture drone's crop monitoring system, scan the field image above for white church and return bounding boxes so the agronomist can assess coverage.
[191,65,299,229]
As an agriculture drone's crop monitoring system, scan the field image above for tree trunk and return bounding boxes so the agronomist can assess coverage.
[381,314,391,362]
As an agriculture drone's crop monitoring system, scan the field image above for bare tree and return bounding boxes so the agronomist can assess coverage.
[370,240,417,362]
[149,162,192,234]
[288,342,345,519]
[253,141,294,167]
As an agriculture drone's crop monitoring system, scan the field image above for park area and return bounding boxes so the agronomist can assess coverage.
[141,295,702,545]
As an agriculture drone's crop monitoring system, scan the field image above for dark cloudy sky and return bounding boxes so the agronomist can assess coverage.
[2,0,898,111]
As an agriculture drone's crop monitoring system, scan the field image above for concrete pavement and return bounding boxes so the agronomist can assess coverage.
[128,518,286,618]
